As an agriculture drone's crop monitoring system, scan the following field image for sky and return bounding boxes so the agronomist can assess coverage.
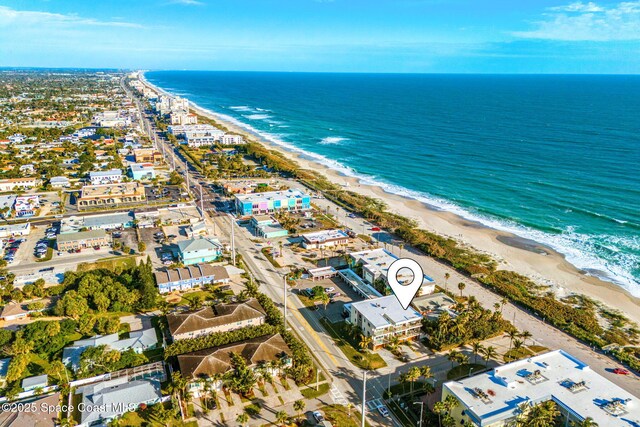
[0,0,639,73]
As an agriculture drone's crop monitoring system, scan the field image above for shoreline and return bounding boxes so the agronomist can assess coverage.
[140,74,640,326]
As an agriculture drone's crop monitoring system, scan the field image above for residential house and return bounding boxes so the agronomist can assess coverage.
[89,168,122,185]
[154,263,230,294]
[21,374,48,392]
[0,177,41,192]
[176,236,223,265]
[177,334,292,395]
[167,298,266,340]
[50,176,71,188]
[348,295,423,349]
[62,329,158,371]
[0,392,61,427]
[76,378,163,426]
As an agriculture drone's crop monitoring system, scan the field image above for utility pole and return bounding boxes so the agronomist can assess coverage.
[413,402,424,427]
[198,183,204,218]
[361,370,367,427]
[230,215,236,266]
[283,273,288,330]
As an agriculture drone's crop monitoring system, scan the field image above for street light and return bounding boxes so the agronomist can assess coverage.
[283,272,289,330]
[413,402,424,427]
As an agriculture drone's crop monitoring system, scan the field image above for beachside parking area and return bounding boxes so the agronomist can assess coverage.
[295,274,364,323]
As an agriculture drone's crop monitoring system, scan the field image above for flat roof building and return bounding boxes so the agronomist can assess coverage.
[235,189,311,216]
[77,182,146,210]
[348,295,423,349]
[442,349,640,427]
[56,229,111,251]
[301,229,350,249]
[129,163,156,181]
[350,248,435,296]
[89,168,122,185]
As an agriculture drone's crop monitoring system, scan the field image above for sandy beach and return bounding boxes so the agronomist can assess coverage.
[141,76,640,326]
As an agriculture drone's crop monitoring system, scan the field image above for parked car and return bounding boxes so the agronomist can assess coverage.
[324,287,335,293]
[370,227,381,232]
[348,213,356,218]
[312,411,325,423]
[613,368,630,375]
[377,406,390,418]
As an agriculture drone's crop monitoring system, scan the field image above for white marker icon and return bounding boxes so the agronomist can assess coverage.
[387,258,424,310]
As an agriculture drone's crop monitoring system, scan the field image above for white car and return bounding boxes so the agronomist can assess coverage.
[324,287,335,293]
[312,411,324,422]
[377,405,390,418]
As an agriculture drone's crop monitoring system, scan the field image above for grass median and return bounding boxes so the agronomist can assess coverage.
[320,318,386,370]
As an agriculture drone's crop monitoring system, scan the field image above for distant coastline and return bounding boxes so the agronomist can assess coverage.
[141,71,640,324]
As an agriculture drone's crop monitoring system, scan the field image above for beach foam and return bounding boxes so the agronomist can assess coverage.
[320,136,349,145]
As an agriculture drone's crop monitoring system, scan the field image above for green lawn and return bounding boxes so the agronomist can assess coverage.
[300,382,330,399]
[77,255,137,272]
[504,347,535,363]
[446,363,486,380]
[323,404,370,427]
[320,319,386,370]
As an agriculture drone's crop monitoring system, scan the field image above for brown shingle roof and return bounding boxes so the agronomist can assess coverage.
[167,298,266,337]
[154,263,220,285]
[177,334,291,379]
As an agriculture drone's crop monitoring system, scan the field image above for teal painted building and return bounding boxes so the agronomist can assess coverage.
[235,189,311,216]
[177,236,223,265]
[250,215,289,239]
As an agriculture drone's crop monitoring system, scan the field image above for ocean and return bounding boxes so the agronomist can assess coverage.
[145,71,640,295]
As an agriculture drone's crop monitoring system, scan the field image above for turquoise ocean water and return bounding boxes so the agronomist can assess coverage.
[145,71,640,295]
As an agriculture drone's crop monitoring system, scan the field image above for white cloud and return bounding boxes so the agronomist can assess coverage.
[550,1,604,12]
[0,6,144,28]
[168,0,205,5]
[514,1,640,41]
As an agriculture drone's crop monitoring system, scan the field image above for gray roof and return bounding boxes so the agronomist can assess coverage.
[89,168,122,178]
[63,329,158,371]
[83,212,134,228]
[56,229,107,243]
[177,236,222,254]
[22,374,48,389]
[79,378,162,424]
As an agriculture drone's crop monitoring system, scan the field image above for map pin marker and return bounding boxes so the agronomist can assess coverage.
[387,258,424,310]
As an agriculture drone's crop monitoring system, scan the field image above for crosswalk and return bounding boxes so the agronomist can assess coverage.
[330,383,348,406]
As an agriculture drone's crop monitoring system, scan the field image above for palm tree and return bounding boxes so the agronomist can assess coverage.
[236,412,249,427]
[320,292,330,310]
[447,350,461,368]
[433,401,447,427]
[420,366,433,391]
[444,272,450,292]
[359,334,372,352]
[457,282,466,298]
[520,330,533,347]
[500,297,508,313]
[507,330,519,350]
[571,417,599,427]
[471,341,484,364]
[513,339,524,351]
[406,366,421,394]
[293,400,306,421]
[275,410,289,426]
[482,346,498,366]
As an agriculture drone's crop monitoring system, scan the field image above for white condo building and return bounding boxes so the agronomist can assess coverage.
[348,295,423,349]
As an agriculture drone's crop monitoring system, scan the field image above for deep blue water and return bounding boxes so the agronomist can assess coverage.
[145,71,640,295]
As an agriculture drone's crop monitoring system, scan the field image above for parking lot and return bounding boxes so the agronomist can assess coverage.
[145,184,182,203]
[296,273,365,323]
